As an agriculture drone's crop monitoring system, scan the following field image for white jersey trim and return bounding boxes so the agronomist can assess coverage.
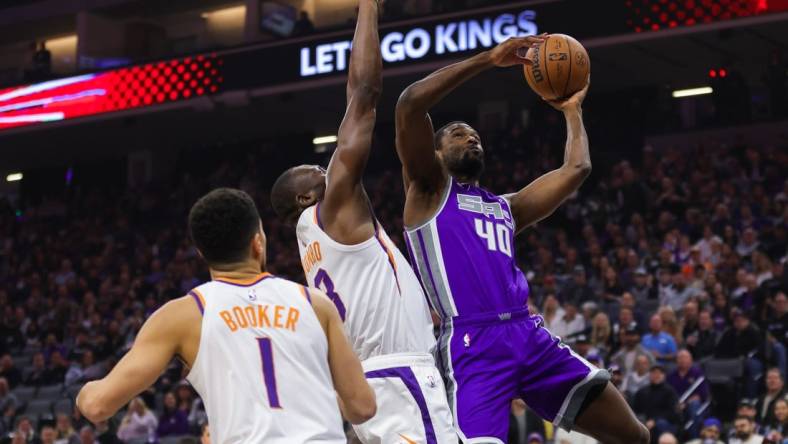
[404,176,453,233]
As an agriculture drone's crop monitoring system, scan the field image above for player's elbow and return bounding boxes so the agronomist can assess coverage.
[577,161,592,178]
[351,82,382,107]
[568,161,592,180]
[345,388,377,424]
[76,386,113,423]
[396,85,426,117]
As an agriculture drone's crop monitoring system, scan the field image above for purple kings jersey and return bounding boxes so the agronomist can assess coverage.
[405,177,530,319]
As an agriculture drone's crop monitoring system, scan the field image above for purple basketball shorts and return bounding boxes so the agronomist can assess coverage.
[435,309,609,443]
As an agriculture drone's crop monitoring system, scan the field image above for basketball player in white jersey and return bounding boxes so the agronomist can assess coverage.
[270,1,455,443]
[76,188,376,443]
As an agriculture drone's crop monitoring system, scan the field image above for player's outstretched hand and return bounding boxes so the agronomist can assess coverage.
[489,34,547,68]
[545,74,590,112]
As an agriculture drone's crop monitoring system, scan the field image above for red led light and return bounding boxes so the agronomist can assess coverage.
[627,0,774,33]
[719,68,727,77]
[0,53,224,130]
[709,69,717,77]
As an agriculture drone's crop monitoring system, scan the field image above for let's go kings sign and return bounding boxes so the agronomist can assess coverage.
[299,9,538,77]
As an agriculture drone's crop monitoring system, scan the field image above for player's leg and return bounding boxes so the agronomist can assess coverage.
[572,382,650,444]
[516,316,648,444]
[353,354,455,444]
[438,321,517,443]
[410,358,459,442]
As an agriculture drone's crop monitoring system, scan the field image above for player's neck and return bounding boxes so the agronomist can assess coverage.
[210,261,265,282]
[452,174,479,186]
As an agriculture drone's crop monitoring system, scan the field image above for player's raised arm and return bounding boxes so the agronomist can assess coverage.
[395,36,545,195]
[505,77,592,234]
[76,297,198,423]
[310,289,376,424]
[321,0,382,237]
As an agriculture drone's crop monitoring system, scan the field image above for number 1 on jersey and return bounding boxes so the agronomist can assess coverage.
[256,337,281,408]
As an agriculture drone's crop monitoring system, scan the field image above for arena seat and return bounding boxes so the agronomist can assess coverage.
[36,384,63,399]
[23,399,52,417]
[703,358,744,422]
[11,386,36,404]
[53,398,72,415]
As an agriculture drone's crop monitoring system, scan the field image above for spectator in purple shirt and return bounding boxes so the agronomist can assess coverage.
[157,392,189,438]
[667,349,709,402]
[667,349,709,438]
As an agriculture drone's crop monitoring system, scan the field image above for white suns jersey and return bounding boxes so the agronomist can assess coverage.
[296,204,435,362]
[185,274,345,444]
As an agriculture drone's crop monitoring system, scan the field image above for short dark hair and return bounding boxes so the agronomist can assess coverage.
[433,121,466,149]
[188,188,260,265]
[270,167,301,222]
[735,415,753,423]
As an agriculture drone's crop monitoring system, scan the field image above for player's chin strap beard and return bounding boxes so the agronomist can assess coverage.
[448,158,484,185]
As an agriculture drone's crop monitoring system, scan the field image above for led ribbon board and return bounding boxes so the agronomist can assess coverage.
[0,54,224,131]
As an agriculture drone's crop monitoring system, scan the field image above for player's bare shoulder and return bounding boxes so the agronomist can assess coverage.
[147,295,203,367]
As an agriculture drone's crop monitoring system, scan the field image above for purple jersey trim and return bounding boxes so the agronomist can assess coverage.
[416,230,447,319]
[405,237,437,313]
[365,367,437,444]
[315,202,324,230]
[188,291,204,315]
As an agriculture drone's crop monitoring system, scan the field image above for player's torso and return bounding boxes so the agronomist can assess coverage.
[404,178,531,319]
[297,204,435,361]
[186,275,345,444]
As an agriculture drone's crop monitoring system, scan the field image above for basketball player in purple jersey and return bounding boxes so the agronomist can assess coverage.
[395,36,649,444]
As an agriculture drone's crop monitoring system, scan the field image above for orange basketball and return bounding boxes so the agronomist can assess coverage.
[523,34,590,101]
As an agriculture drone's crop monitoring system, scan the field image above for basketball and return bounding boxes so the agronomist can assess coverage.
[523,34,590,101]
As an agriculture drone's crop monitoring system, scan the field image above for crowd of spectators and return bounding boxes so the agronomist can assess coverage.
[0,108,786,444]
